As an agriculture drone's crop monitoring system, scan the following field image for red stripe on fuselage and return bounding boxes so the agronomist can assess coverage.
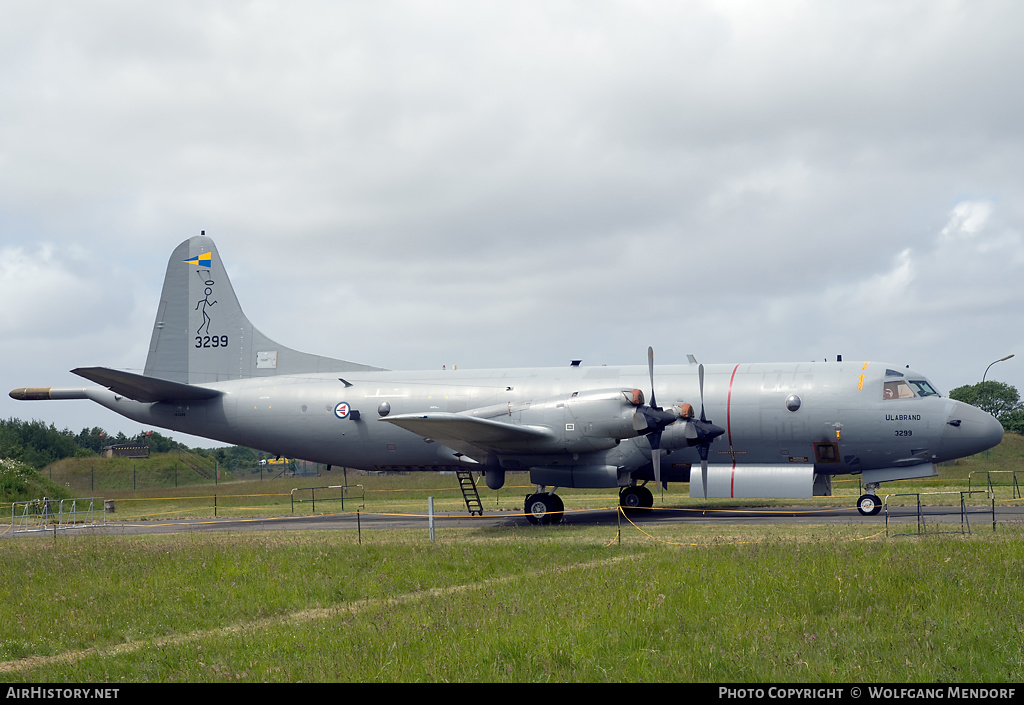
[726,364,740,498]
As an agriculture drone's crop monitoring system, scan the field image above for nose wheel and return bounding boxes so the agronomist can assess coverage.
[857,493,881,516]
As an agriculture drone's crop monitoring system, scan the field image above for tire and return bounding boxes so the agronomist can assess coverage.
[857,493,881,516]
[620,487,652,513]
[636,486,653,508]
[548,494,564,524]
[525,493,553,525]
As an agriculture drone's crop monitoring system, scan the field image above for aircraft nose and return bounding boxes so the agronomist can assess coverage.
[937,400,1004,461]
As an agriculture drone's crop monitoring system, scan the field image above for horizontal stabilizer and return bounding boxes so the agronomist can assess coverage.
[71,367,224,404]
[382,413,555,453]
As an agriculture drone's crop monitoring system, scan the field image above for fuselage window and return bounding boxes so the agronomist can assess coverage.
[883,380,915,400]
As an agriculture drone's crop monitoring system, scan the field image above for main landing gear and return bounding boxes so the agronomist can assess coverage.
[523,484,655,525]
[619,485,653,512]
[524,492,564,525]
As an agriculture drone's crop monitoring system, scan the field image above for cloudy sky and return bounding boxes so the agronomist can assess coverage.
[2,1,1022,446]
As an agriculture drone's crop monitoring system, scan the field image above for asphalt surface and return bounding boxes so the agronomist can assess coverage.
[6,503,1022,537]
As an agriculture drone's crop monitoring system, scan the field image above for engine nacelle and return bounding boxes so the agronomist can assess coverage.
[471,388,647,454]
[468,388,702,456]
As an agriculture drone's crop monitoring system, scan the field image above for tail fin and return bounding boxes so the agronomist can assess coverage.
[144,234,384,383]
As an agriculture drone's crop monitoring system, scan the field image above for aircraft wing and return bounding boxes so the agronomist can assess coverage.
[382,413,555,455]
[71,367,224,404]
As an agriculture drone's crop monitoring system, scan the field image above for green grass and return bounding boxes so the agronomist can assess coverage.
[3,438,1021,681]
[1,526,1022,682]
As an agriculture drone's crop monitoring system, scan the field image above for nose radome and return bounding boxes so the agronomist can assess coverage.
[938,400,1004,461]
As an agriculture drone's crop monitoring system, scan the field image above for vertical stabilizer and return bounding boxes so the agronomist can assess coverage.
[144,235,383,383]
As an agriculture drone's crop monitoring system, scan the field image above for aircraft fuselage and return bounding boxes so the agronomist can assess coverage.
[72,360,999,486]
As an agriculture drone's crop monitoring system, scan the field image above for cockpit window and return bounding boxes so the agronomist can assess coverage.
[883,380,915,400]
[883,379,939,400]
[908,380,939,397]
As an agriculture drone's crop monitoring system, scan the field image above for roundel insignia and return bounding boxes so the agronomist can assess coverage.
[334,402,351,420]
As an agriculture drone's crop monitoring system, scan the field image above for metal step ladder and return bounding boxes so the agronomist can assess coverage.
[456,470,484,516]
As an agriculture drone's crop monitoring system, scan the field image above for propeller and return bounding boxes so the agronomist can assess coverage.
[632,348,725,496]
[632,347,679,489]
[691,362,728,498]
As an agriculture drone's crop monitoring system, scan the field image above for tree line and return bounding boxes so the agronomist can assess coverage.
[0,418,264,469]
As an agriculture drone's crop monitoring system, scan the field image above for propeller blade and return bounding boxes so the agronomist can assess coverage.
[652,447,662,489]
[648,429,663,489]
[698,363,707,423]
[647,346,658,410]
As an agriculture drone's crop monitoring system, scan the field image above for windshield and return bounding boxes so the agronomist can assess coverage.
[883,378,940,400]
[909,379,939,397]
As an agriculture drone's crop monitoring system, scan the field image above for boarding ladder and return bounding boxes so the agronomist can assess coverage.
[456,470,484,516]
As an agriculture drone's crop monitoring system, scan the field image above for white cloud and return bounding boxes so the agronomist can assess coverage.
[941,200,994,242]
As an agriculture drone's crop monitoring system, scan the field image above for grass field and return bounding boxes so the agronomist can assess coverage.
[2,438,1023,682]
[1,525,1022,682]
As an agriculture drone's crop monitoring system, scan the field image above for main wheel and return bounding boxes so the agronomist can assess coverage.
[857,493,881,516]
[525,493,558,525]
[620,486,653,512]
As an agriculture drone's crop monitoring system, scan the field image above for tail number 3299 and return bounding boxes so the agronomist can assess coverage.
[195,335,229,348]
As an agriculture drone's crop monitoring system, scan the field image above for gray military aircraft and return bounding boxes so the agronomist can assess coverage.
[10,235,1005,521]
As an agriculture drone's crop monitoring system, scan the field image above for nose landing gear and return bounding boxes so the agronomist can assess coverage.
[857,484,882,516]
